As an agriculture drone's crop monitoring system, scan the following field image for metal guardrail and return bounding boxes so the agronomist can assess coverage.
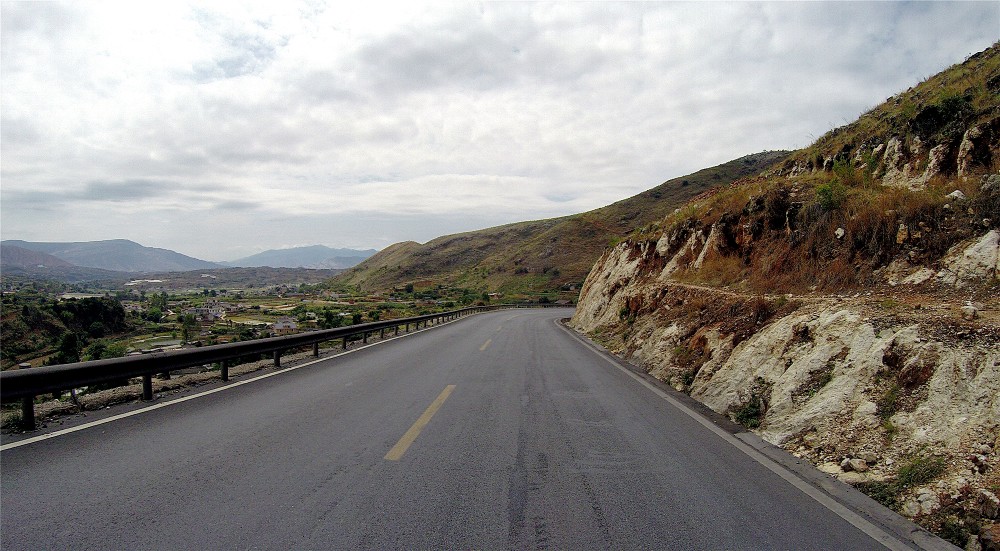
[1,304,566,430]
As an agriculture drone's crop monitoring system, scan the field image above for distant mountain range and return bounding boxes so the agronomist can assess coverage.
[3,239,220,273]
[0,239,378,282]
[1,243,139,282]
[221,245,377,269]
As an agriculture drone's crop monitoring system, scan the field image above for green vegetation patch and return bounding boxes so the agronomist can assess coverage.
[728,376,772,429]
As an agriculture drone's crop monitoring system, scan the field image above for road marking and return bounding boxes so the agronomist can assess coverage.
[555,320,914,551]
[385,385,456,461]
[0,315,474,452]
[479,339,492,351]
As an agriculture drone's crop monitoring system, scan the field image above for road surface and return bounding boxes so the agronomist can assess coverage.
[1,308,934,549]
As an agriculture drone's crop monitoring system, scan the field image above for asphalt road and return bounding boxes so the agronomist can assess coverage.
[1,309,929,550]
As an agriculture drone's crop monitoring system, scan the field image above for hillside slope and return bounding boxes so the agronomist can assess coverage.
[1,244,75,269]
[334,151,789,294]
[571,44,1000,546]
[0,244,130,283]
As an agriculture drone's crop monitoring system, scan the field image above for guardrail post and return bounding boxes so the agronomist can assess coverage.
[274,350,281,368]
[313,343,319,357]
[405,323,409,332]
[363,332,368,344]
[142,375,153,400]
[221,360,229,382]
[380,328,385,339]
[342,337,348,349]
[21,397,35,431]
[395,325,399,335]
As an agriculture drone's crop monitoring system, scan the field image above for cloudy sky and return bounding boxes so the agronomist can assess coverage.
[2,2,997,261]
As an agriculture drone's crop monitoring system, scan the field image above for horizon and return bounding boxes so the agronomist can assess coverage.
[2,2,997,260]
[1,238,379,264]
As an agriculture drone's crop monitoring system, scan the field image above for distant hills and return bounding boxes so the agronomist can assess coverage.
[3,239,221,273]
[334,151,790,294]
[0,240,377,283]
[0,244,75,269]
[222,245,377,269]
[1,243,136,283]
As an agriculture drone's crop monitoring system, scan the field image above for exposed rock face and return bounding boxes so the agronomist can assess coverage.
[876,134,962,190]
[958,119,1000,179]
[880,136,922,189]
[782,114,1000,190]
[936,230,1000,287]
[575,291,999,456]
[959,126,986,177]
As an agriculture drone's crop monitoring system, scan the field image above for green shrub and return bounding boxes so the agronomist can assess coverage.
[732,394,766,428]
[730,377,771,429]
[897,454,946,488]
[854,453,947,523]
[816,180,848,211]
[938,518,972,548]
[876,383,901,421]
[855,480,899,509]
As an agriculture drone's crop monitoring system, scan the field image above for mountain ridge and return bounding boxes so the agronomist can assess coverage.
[3,239,222,273]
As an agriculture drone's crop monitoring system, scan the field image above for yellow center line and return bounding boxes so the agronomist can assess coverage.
[479,339,492,351]
[384,385,456,461]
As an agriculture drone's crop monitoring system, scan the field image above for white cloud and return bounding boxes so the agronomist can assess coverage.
[1,1,997,260]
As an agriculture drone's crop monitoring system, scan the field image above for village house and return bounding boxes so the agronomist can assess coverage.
[271,317,298,336]
[183,305,226,322]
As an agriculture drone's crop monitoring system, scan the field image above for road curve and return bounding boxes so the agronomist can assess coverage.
[2,308,924,549]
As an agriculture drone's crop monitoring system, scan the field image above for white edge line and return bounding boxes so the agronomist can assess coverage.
[555,319,913,551]
[1,315,471,452]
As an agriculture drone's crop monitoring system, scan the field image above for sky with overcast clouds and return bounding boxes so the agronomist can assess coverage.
[1,2,997,261]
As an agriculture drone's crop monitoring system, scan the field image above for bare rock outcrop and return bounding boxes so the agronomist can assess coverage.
[936,230,1000,286]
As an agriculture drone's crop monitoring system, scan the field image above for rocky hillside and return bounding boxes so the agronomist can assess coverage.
[334,151,788,295]
[571,44,1000,548]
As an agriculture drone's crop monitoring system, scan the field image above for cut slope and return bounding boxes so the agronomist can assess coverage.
[570,43,1000,546]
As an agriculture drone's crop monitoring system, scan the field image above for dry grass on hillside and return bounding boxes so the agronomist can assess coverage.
[655,164,998,295]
